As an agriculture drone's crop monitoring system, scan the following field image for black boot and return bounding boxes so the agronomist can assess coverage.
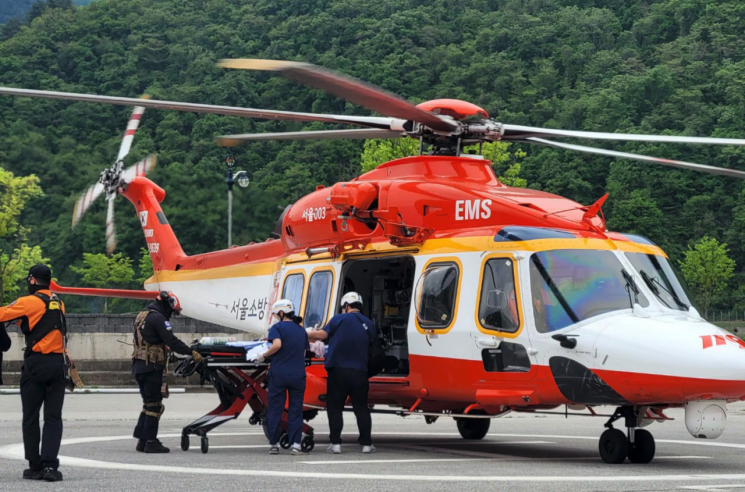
[136,439,146,452]
[41,467,63,482]
[144,440,170,453]
[23,468,42,480]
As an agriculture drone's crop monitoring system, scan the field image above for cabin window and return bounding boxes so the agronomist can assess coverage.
[282,273,304,316]
[416,262,459,329]
[304,271,333,329]
[478,258,520,333]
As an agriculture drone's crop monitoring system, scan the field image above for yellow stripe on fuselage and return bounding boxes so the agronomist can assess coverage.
[144,235,667,284]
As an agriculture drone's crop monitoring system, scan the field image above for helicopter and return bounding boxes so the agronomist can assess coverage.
[2,59,745,464]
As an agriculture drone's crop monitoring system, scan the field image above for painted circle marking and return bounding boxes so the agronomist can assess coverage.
[0,432,744,482]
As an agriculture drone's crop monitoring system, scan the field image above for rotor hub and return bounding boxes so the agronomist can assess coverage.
[417,99,489,121]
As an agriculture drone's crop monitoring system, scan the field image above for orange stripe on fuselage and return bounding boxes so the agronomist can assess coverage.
[146,235,667,284]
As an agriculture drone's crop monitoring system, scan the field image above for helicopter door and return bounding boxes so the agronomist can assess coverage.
[474,254,536,382]
[339,256,415,377]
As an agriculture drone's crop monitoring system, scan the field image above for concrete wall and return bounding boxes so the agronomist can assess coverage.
[3,314,253,362]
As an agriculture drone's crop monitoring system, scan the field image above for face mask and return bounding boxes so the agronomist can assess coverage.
[27,282,45,295]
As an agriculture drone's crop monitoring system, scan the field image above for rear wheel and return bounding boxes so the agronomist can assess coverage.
[456,417,490,440]
[628,429,655,464]
[599,428,627,464]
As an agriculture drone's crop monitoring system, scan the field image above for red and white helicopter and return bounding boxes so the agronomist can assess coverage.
[2,59,745,464]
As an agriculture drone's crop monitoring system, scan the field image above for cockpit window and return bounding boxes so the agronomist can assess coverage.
[624,253,690,312]
[529,250,649,333]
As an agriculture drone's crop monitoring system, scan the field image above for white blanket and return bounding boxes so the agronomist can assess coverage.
[245,342,272,362]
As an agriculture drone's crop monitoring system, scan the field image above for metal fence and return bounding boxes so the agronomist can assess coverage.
[704,310,745,323]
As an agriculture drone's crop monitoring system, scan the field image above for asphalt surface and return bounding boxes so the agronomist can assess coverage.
[0,393,744,491]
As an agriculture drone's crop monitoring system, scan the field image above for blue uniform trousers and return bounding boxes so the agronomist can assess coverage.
[266,373,306,446]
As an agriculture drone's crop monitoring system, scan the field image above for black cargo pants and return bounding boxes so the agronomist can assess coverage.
[20,353,66,471]
[133,369,164,441]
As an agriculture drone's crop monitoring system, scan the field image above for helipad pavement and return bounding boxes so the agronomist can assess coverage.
[1,393,745,491]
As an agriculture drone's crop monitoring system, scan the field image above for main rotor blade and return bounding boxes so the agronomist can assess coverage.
[121,155,157,184]
[217,128,403,146]
[117,98,148,162]
[0,87,401,129]
[72,182,105,228]
[218,59,458,133]
[504,124,745,146]
[105,197,116,254]
[526,137,745,179]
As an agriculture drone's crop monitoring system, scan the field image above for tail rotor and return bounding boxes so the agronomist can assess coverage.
[71,97,156,253]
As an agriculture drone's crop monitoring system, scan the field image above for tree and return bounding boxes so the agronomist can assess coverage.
[360,140,527,186]
[360,139,419,173]
[679,237,736,314]
[0,245,48,304]
[137,248,153,285]
[0,167,44,304]
[71,252,134,313]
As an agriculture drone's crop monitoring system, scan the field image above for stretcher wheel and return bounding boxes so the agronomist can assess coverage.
[279,433,291,449]
[201,437,209,454]
[181,434,190,451]
[301,436,315,452]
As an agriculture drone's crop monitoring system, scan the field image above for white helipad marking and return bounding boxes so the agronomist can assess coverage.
[0,432,733,482]
[302,455,711,465]
[679,485,745,491]
[418,440,555,446]
[301,458,492,465]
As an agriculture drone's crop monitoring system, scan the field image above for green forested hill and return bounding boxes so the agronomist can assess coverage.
[1,0,745,311]
[0,0,37,23]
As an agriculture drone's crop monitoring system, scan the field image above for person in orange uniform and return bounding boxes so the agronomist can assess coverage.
[0,264,67,482]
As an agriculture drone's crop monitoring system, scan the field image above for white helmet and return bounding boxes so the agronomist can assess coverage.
[271,299,295,316]
[340,292,363,308]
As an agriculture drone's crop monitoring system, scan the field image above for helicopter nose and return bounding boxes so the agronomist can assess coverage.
[592,315,745,403]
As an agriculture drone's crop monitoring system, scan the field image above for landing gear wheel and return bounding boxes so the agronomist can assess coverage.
[456,417,490,440]
[200,437,209,454]
[279,433,291,449]
[301,435,315,452]
[180,434,189,452]
[628,429,655,464]
[599,428,627,464]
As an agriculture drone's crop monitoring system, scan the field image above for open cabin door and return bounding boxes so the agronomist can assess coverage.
[339,256,415,377]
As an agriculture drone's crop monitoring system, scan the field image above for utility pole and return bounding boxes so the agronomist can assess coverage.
[225,155,249,248]
[226,155,235,248]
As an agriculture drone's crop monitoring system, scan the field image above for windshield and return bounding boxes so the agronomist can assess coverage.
[529,250,649,333]
[624,253,691,311]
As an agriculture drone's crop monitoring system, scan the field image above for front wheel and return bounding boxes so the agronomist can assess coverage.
[301,435,315,452]
[599,428,627,464]
[180,434,189,452]
[456,417,490,440]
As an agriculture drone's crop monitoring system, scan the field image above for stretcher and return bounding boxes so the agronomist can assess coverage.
[173,343,320,454]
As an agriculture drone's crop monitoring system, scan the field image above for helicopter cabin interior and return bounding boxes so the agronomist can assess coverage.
[339,256,415,377]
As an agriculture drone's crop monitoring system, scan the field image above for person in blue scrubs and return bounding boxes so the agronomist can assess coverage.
[257,299,309,454]
[308,292,376,454]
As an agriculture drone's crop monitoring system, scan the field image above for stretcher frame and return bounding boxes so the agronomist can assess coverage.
[173,347,319,453]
